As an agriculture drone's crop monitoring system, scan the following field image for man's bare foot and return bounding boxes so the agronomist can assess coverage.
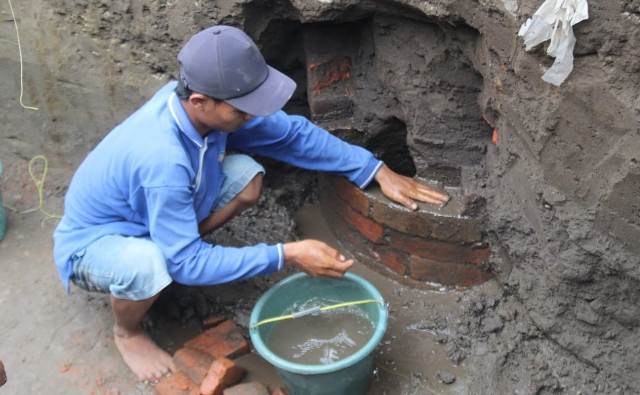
[113,325,175,382]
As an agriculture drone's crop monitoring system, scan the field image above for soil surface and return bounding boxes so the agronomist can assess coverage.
[1,0,639,393]
[0,193,484,394]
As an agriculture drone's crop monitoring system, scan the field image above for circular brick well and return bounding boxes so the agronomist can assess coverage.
[319,176,492,287]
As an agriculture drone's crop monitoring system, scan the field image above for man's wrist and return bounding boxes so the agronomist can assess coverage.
[373,164,390,184]
[283,241,301,265]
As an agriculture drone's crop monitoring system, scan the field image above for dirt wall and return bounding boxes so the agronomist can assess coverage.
[2,0,639,393]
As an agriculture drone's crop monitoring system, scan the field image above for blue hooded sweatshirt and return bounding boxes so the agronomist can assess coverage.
[53,81,383,292]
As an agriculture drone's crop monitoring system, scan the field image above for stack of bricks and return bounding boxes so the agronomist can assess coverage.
[154,318,286,395]
[320,176,492,287]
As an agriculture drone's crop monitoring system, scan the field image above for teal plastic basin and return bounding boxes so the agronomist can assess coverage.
[250,272,388,395]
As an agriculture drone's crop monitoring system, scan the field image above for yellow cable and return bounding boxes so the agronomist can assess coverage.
[24,155,62,220]
[7,0,39,111]
[251,299,384,329]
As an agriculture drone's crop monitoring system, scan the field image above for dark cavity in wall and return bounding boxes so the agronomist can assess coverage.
[365,117,416,177]
[244,4,491,193]
[244,3,309,117]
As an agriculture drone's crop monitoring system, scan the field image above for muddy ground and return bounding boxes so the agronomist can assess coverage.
[1,0,640,394]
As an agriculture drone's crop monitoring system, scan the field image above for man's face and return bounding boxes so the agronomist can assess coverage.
[199,97,253,133]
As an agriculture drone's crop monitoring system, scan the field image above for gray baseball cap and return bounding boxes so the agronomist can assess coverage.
[177,25,296,117]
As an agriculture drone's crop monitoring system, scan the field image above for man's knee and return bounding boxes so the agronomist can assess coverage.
[111,240,171,300]
[236,173,263,208]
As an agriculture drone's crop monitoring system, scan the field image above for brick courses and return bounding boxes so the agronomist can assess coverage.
[373,248,408,275]
[334,198,384,243]
[409,256,492,287]
[387,230,489,265]
[320,175,492,287]
[333,176,370,215]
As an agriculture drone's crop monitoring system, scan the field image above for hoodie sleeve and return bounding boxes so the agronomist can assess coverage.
[227,111,383,189]
[141,184,284,285]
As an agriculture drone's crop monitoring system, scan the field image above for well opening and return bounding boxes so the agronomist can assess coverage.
[269,14,494,287]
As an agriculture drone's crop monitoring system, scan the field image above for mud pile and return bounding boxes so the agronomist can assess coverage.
[2,0,639,393]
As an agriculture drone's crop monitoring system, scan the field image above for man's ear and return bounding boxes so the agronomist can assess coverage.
[188,93,210,110]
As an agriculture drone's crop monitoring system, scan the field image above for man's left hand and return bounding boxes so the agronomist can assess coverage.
[374,164,449,210]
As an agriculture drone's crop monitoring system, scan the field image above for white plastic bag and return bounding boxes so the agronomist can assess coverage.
[518,0,589,86]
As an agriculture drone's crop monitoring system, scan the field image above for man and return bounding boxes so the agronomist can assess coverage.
[53,25,449,382]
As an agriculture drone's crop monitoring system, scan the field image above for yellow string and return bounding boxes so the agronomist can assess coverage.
[23,155,62,220]
[251,299,384,329]
[7,0,39,111]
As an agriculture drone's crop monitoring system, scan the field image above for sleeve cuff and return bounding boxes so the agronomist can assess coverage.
[355,159,384,189]
[276,243,285,271]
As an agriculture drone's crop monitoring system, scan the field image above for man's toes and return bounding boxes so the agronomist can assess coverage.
[156,366,170,378]
[167,357,176,371]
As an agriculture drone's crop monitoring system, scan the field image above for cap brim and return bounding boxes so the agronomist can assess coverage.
[225,65,296,117]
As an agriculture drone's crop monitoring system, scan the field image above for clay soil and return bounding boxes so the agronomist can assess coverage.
[2,0,640,394]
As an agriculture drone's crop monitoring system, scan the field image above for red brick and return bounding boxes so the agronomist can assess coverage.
[409,256,492,287]
[173,348,214,384]
[374,248,407,275]
[154,371,199,395]
[0,360,6,387]
[185,320,250,360]
[270,387,287,395]
[223,382,269,395]
[202,315,227,330]
[334,199,384,243]
[200,358,246,395]
[389,230,489,265]
[320,197,363,248]
[431,219,482,244]
[368,194,482,244]
[369,198,432,236]
[331,176,370,215]
[308,57,352,95]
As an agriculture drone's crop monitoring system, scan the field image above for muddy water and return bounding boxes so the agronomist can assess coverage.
[266,302,374,365]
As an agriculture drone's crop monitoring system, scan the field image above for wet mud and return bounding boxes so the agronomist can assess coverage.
[2,0,639,393]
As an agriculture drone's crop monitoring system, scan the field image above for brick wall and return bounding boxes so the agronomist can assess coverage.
[319,176,492,287]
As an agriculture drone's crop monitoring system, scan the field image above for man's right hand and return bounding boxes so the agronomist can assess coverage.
[283,240,353,278]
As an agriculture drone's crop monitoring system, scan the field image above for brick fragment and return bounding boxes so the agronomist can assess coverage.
[223,382,270,395]
[173,347,214,384]
[200,358,246,395]
[185,320,250,360]
[0,360,6,387]
[202,315,226,330]
[409,256,492,287]
[332,176,370,215]
[154,371,199,395]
